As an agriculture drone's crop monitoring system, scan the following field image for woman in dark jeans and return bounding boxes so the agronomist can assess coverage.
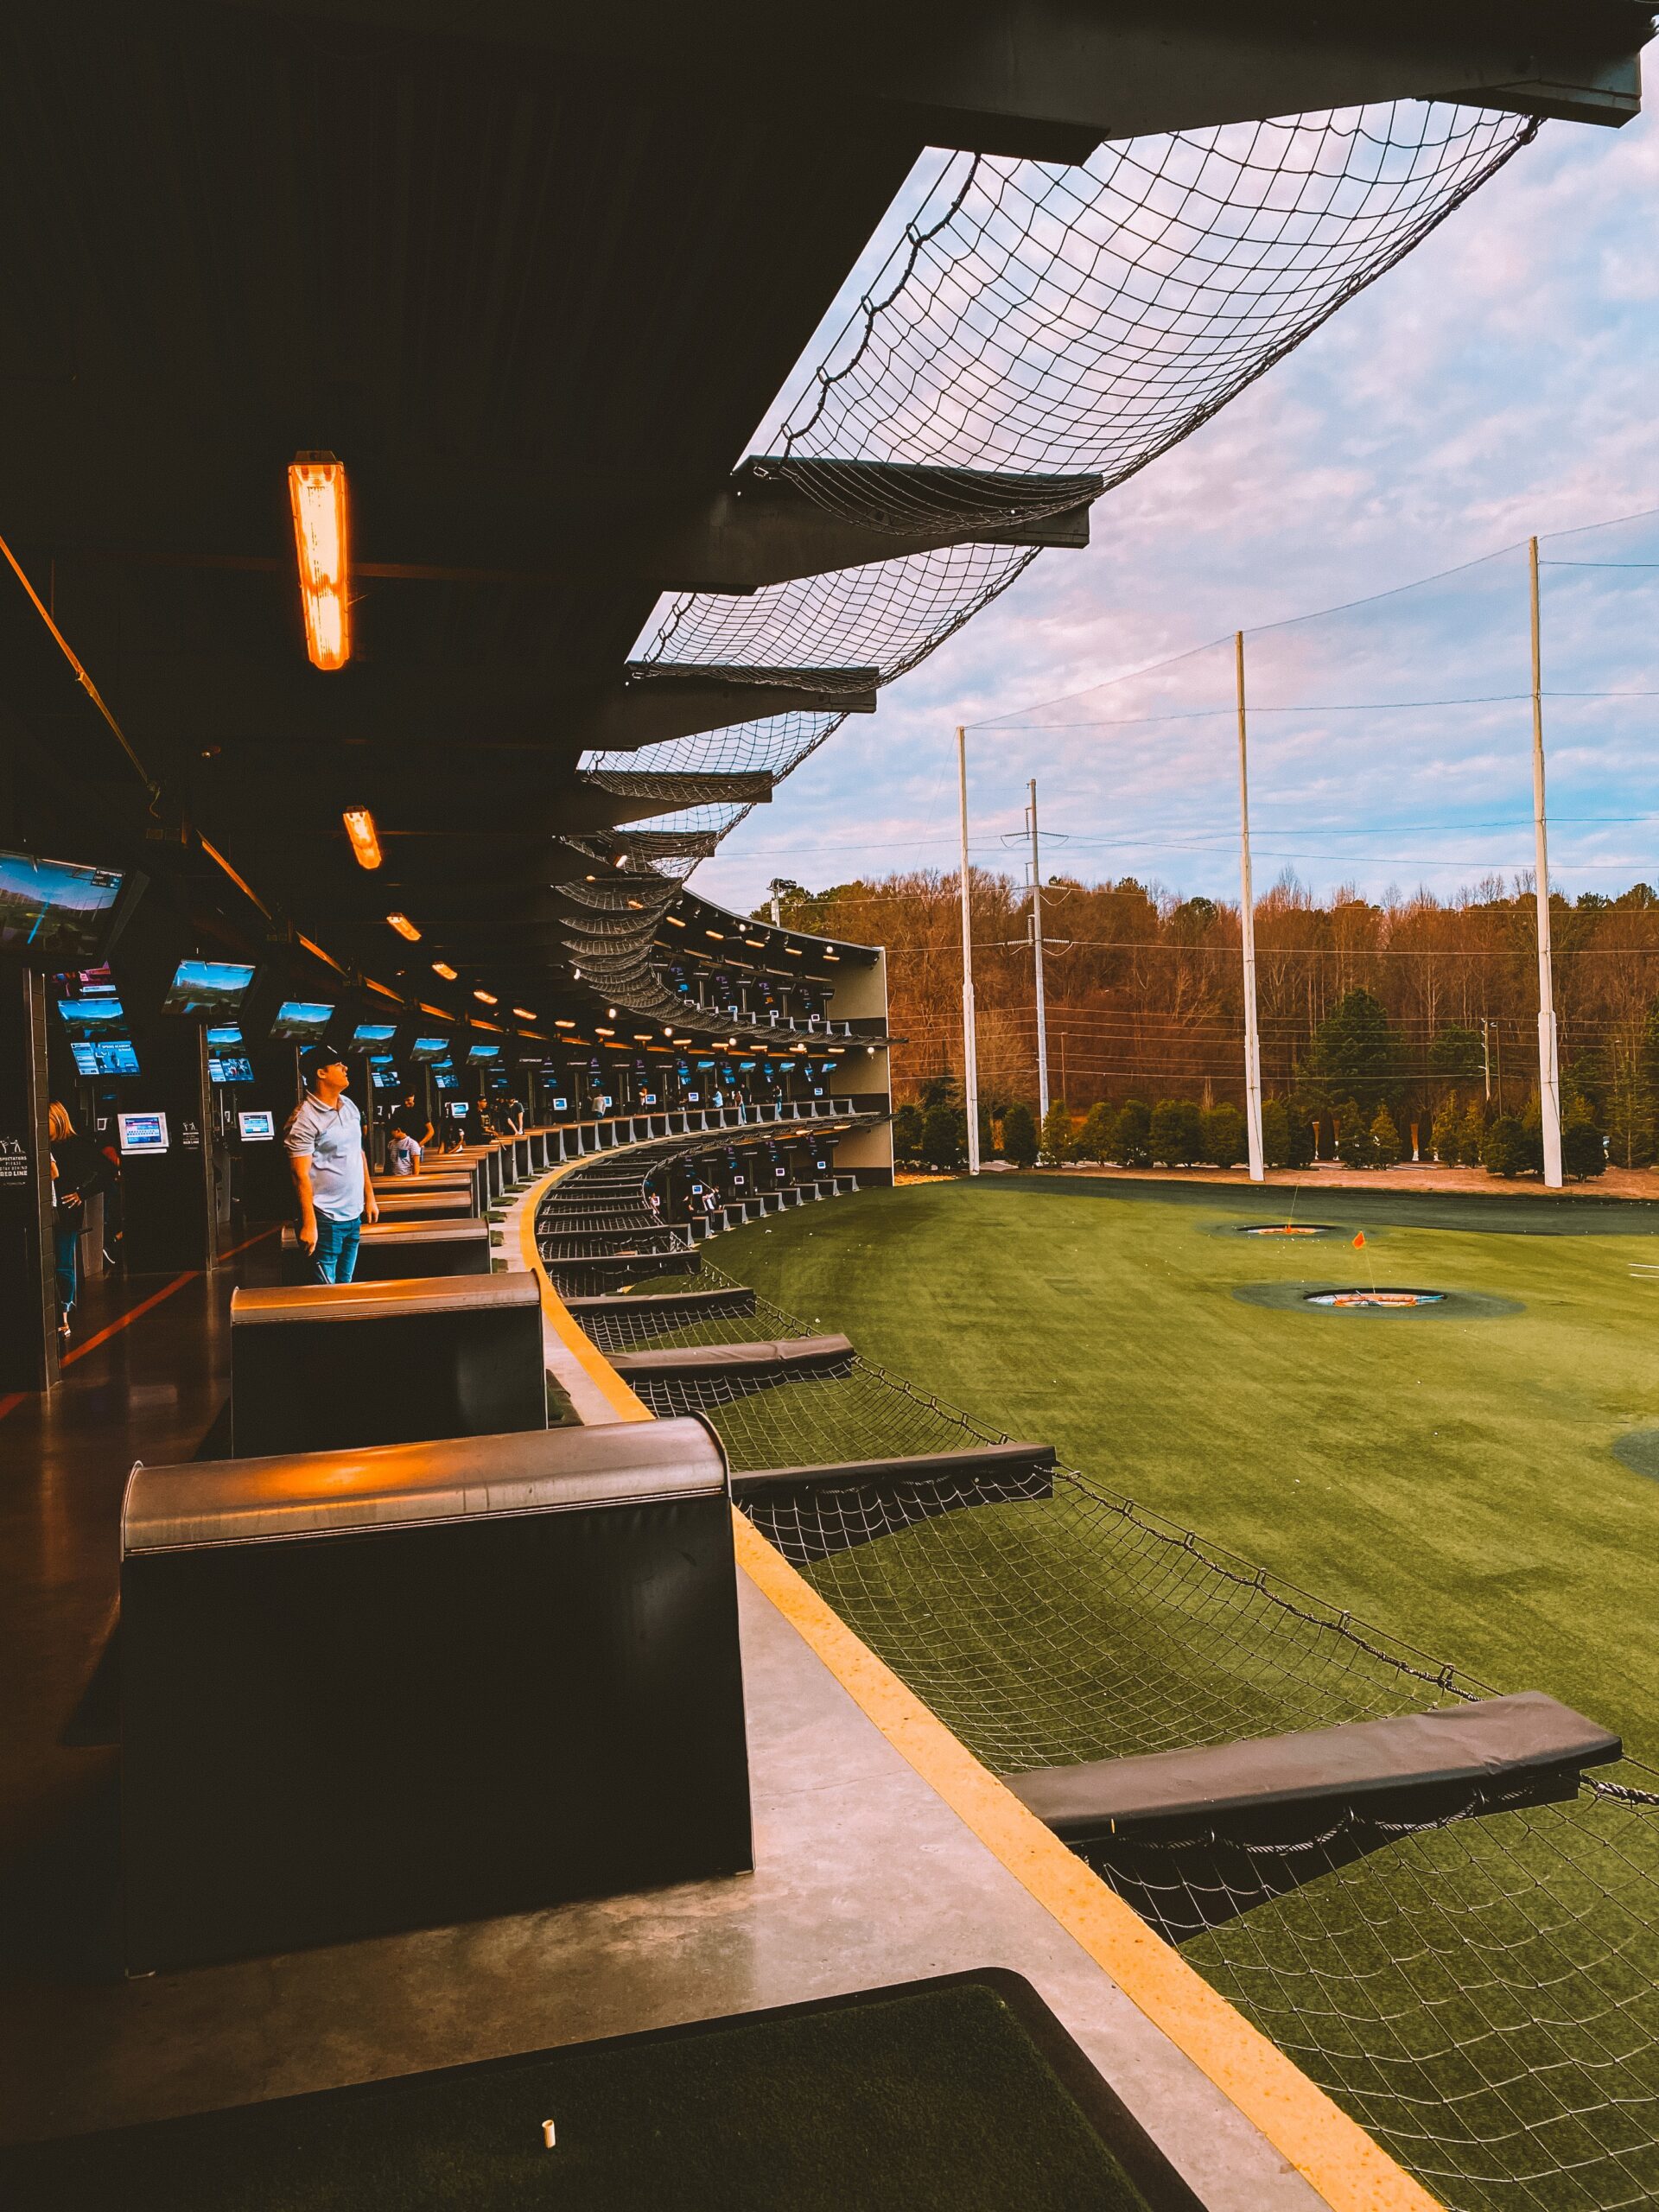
[48,1101,109,1346]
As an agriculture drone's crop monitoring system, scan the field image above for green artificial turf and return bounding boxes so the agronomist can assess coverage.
[0,1984,1154,2212]
[721,1177,1659,1761]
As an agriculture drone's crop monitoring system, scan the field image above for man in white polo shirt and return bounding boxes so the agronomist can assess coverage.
[285,1046,379,1284]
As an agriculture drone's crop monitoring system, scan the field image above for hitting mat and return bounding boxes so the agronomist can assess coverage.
[0,1975,1181,2212]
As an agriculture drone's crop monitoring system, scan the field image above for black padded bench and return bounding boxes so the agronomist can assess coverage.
[1002,1691,1620,1847]
[119,1419,752,1970]
[280,1217,491,1281]
[231,1274,547,1454]
[734,1443,1057,1562]
[367,1189,477,1224]
[611,1335,856,1386]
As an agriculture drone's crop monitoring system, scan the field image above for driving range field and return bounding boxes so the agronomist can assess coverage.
[719,1173,1659,1762]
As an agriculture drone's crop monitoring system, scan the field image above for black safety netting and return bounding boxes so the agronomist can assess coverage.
[581,102,1536,869]
[564,1238,1659,2211]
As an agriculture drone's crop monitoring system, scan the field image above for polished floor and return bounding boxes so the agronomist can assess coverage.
[0,1229,1319,2211]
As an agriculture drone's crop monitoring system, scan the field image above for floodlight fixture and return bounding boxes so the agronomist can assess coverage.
[386,912,420,941]
[342,809,381,868]
[289,452,350,670]
[432,960,458,980]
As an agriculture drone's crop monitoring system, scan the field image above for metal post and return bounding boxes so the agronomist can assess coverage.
[1481,1018,1491,1102]
[957,727,981,1175]
[1027,778,1051,1121]
[1529,537,1563,1187]
[1235,632,1266,1182]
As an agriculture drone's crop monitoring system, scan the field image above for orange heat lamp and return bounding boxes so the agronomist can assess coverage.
[289,452,351,670]
[431,961,458,980]
[473,988,498,1006]
[386,912,421,942]
[512,1006,536,1020]
[341,808,381,869]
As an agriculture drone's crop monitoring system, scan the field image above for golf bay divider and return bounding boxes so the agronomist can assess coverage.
[512,1146,1440,2212]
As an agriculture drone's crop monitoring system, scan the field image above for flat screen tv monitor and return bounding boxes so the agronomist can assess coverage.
[206,1023,245,1047]
[0,852,126,965]
[433,1072,458,1091]
[238,1110,276,1142]
[71,1038,141,1077]
[162,957,257,1016]
[270,1000,334,1041]
[118,1110,168,1155]
[209,1054,255,1084]
[550,1096,568,1112]
[450,1101,469,1120]
[353,1023,397,1045]
[371,1068,400,1090]
[466,1043,500,1063]
[57,995,128,1035]
[409,1036,449,1062]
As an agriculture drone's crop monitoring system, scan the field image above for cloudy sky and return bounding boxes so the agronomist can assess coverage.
[691,99,1659,917]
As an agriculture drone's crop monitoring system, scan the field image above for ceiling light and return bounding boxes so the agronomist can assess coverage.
[342,808,381,869]
[474,989,498,1005]
[707,929,725,940]
[555,1019,575,1029]
[431,960,457,980]
[289,452,350,671]
[665,915,685,928]
[387,912,421,941]
[512,1006,536,1020]
[595,1026,615,1036]
[607,1007,618,1017]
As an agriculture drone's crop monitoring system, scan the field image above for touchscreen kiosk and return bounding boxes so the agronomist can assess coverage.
[209,1054,256,1085]
[238,1110,276,1142]
[118,1112,169,1155]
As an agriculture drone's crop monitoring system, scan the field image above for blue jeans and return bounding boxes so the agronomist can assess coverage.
[308,1212,362,1285]
[54,1216,79,1319]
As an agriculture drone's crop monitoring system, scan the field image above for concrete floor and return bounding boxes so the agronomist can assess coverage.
[0,1203,1323,2209]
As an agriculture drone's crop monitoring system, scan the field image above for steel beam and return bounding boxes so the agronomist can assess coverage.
[224,3,1652,136]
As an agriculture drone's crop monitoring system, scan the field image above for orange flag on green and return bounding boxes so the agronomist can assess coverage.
[1352,1231,1366,1249]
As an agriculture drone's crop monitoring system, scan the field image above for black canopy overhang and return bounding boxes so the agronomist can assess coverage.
[0,0,1649,1010]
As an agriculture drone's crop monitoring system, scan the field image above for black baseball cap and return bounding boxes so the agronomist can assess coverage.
[300,1044,348,1082]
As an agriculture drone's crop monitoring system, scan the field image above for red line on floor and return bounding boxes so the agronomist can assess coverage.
[61,1273,200,1368]
[0,1224,281,1419]
[218,1225,278,1262]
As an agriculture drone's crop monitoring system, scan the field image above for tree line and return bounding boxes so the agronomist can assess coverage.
[768,868,1659,1176]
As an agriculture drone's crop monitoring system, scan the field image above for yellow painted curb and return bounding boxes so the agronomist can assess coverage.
[518,1151,653,1423]
[730,1512,1441,2212]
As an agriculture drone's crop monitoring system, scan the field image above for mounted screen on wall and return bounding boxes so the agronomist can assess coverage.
[206,1023,245,1047]
[57,995,128,1035]
[162,958,257,1016]
[209,1054,256,1084]
[72,1038,140,1077]
[0,851,126,965]
[466,1043,500,1063]
[408,1036,449,1061]
[270,1000,334,1041]
[352,1023,397,1045]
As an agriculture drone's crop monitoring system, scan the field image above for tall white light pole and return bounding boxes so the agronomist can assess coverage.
[1529,537,1563,1188]
[1027,778,1051,1121]
[1235,632,1266,1183]
[957,727,982,1175]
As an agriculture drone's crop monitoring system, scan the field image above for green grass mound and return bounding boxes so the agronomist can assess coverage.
[0,1981,1159,2212]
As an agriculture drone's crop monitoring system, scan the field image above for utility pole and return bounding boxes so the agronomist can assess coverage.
[1529,537,1563,1188]
[957,728,981,1176]
[1235,632,1266,1182]
[1480,1018,1491,1101]
[1027,778,1051,1121]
